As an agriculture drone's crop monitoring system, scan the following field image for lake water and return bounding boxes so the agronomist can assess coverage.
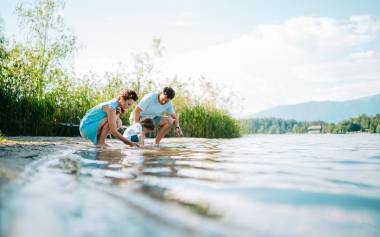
[1,134,380,237]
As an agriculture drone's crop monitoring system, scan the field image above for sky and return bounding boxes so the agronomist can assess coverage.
[1,0,380,115]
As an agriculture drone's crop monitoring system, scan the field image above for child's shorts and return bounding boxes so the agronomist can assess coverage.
[130,134,139,142]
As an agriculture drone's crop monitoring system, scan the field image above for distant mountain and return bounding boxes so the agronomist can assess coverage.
[251,94,380,123]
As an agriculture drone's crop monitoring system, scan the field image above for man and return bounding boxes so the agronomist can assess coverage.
[130,87,183,144]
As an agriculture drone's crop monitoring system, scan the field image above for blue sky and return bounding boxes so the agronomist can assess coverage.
[1,0,380,113]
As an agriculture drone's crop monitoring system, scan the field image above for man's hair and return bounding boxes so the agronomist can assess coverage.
[140,118,155,131]
[163,87,175,99]
[120,88,138,101]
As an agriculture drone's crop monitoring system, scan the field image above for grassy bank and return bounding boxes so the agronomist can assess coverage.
[0,85,241,138]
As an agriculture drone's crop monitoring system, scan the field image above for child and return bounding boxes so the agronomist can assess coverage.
[79,88,139,147]
[123,118,155,147]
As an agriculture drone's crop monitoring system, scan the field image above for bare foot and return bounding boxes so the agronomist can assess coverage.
[96,143,109,148]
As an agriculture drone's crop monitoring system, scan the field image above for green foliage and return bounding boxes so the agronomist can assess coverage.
[0,0,79,135]
[323,114,380,134]
[180,105,241,138]
[240,118,318,134]
[376,123,380,133]
[0,130,6,143]
[15,0,76,96]
[241,114,380,134]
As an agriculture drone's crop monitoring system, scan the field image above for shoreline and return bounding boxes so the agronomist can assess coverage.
[0,137,89,188]
[1,133,378,185]
[242,132,380,135]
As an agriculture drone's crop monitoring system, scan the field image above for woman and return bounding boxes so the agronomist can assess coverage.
[80,88,139,147]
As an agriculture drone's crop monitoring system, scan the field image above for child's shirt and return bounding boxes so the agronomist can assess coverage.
[123,123,143,142]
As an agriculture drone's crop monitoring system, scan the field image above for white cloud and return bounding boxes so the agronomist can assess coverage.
[159,15,380,114]
[349,50,380,61]
[75,56,120,75]
[160,20,195,27]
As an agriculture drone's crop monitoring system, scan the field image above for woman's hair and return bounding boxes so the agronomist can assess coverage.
[140,118,155,131]
[120,88,138,101]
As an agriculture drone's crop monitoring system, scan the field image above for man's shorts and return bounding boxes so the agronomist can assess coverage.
[152,116,163,127]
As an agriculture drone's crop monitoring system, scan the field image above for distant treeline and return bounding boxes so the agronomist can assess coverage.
[322,114,380,133]
[240,114,380,134]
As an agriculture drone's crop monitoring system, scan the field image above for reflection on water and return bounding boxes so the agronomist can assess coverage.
[2,134,380,237]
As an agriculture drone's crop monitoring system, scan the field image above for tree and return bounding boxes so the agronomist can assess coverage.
[15,0,76,96]
[348,123,361,132]
[359,114,370,130]
[128,37,164,96]
[376,124,380,133]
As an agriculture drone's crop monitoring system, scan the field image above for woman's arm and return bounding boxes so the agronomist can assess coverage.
[103,106,135,146]
[133,107,142,124]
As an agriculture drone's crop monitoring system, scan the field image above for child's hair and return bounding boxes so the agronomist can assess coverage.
[140,118,155,131]
[120,88,138,101]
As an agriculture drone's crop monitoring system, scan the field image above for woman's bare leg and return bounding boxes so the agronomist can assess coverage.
[97,118,110,145]
[97,117,122,146]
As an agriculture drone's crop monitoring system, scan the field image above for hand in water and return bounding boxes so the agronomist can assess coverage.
[133,142,140,148]
[96,143,110,148]
[175,127,183,137]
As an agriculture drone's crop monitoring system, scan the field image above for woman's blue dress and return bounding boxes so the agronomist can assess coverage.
[79,99,119,144]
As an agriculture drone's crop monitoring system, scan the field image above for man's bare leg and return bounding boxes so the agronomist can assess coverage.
[155,117,175,144]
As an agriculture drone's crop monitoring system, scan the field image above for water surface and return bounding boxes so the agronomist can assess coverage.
[2,134,380,237]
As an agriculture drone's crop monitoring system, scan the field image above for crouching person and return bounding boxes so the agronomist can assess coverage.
[79,88,139,147]
[123,118,155,147]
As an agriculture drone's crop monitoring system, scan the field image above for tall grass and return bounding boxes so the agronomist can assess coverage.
[0,130,6,143]
[180,105,241,138]
[0,82,242,138]
[0,89,56,135]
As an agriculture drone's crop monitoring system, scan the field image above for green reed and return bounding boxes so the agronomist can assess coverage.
[179,105,241,138]
[0,130,6,143]
[0,85,241,138]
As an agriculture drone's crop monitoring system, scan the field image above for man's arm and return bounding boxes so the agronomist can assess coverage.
[171,114,183,136]
[171,114,180,127]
